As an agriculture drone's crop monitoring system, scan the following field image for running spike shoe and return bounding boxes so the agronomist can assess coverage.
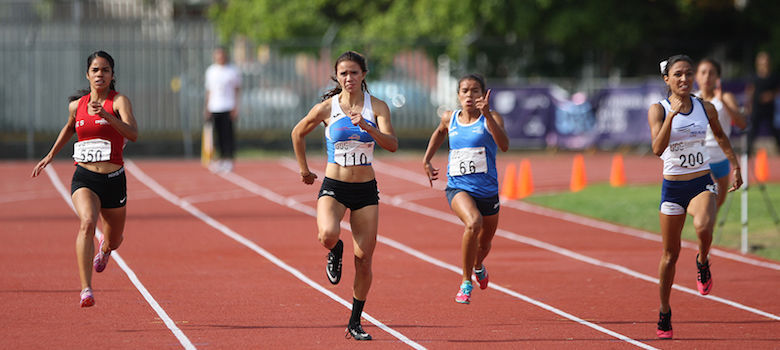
[475,265,489,290]
[80,287,94,308]
[326,240,343,285]
[455,281,473,304]
[93,237,111,273]
[656,310,672,339]
[345,323,372,340]
[696,254,712,295]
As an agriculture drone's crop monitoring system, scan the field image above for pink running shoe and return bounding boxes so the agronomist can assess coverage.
[656,310,672,339]
[475,266,489,290]
[93,238,111,273]
[696,255,712,295]
[454,281,473,304]
[80,288,94,308]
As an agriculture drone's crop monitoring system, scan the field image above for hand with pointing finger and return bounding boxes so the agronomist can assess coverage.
[475,89,492,116]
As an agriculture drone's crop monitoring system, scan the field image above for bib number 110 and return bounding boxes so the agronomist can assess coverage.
[342,152,369,166]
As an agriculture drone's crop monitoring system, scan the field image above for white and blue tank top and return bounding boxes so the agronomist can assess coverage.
[325,92,377,166]
[446,110,499,197]
[658,96,711,175]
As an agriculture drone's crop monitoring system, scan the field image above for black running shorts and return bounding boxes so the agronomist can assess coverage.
[318,177,379,211]
[71,165,127,209]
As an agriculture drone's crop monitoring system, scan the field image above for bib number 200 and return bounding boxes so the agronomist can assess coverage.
[679,152,704,168]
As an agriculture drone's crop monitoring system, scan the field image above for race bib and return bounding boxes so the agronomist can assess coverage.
[668,140,707,169]
[73,139,111,163]
[334,140,374,166]
[449,147,487,176]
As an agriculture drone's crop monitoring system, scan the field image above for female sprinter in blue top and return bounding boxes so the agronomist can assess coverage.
[422,74,509,304]
[648,55,742,339]
[291,51,397,341]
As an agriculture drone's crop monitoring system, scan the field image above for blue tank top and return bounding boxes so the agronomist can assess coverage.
[446,110,498,197]
[325,92,377,166]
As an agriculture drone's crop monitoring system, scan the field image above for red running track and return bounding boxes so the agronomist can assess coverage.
[1,153,778,349]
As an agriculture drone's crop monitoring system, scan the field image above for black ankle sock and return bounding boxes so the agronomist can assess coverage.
[331,240,342,253]
[349,298,365,326]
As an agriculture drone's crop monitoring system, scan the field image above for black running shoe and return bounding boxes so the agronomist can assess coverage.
[656,310,672,339]
[326,240,343,285]
[696,254,713,295]
[345,323,372,340]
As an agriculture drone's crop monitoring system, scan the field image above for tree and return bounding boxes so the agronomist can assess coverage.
[209,0,780,78]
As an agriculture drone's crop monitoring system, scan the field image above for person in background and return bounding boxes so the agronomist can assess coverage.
[648,54,742,339]
[745,51,780,155]
[695,58,747,209]
[204,47,242,172]
[291,51,398,341]
[422,74,509,305]
[31,50,138,307]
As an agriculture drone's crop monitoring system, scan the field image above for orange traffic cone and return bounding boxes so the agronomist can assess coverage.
[501,163,518,199]
[517,159,534,198]
[570,154,587,192]
[610,154,626,187]
[755,148,769,183]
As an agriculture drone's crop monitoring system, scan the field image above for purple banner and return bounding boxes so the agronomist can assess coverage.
[494,83,667,149]
[491,86,556,148]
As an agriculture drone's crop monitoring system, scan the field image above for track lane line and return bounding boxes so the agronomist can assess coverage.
[373,160,780,271]
[124,160,425,350]
[44,165,196,350]
[231,160,658,349]
[366,159,780,321]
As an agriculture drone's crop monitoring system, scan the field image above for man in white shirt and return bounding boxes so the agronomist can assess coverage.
[204,47,242,172]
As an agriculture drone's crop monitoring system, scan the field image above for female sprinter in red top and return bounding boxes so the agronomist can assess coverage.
[32,51,138,307]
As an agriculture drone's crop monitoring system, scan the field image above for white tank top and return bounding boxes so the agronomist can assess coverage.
[699,95,730,162]
[658,96,711,175]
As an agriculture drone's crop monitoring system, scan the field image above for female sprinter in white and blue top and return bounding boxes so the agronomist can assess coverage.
[422,74,509,304]
[695,58,747,209]
[648,54,742,339]
[291,51,397,341]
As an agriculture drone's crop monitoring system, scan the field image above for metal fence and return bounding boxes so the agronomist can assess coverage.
[1,14,453,158]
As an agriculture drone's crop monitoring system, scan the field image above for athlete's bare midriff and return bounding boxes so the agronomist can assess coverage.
[325,162,376,183]
[663,169,710,181]
[78,161,123,174]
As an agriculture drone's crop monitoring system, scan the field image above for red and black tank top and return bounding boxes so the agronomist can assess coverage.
[74,91,126,166]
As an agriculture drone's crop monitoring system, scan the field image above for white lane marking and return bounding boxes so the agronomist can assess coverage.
[260,161,657,349]
[125,161,425,350]
[367,160,780,320]
[44,166,196,350]
[372,160,780,271]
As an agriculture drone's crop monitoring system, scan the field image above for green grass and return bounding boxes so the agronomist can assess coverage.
[523,183,780,262]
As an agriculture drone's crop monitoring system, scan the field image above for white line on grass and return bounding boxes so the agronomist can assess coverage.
[367,160,780,321]
[247,161,658,349]
[44,166,196,350]
[124,160,425,350]
[372,160,780,271]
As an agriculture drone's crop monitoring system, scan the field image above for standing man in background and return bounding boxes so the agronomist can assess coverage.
[745,51,780,155]
[205,47,242,173]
